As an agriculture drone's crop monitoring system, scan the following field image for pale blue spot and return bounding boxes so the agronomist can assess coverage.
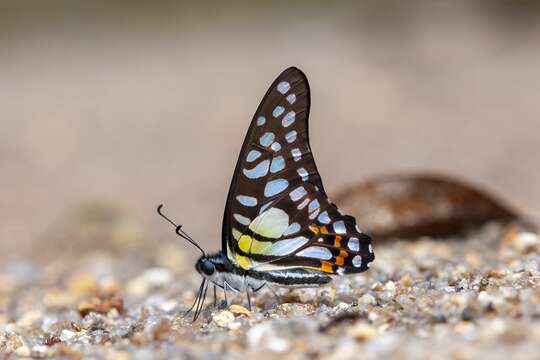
[257,116,266,126]
[272,106,285,118]
[334,220,346,234]
[286,93,296,104]
[259,201,274,214]
[277,81,291,94]
[309,209,320,220]
[297,197,309,210]
[289,186,307,201]
[282,111,295,127]
[266,236,308,256]
[264,179,289,197]
[259,132,275,147]
[285,130,297,143]
[271,142,281,152]
[308,199,320,213]
[233,213,251,226]
[297,246,333,260]
[236,195,258,207]
[297,167,308,181]
[291,148,301,162]
[352,255,362,267]
[318,211,331,224]
[283,222,301,236]
[243,160,270,179]
[246,150,261,162]
[348,237,360,252]
[270,156,285,173]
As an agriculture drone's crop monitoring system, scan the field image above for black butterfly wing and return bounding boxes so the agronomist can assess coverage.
[221,67,374,274]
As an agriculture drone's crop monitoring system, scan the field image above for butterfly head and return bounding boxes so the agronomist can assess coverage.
[195,256,215,276]
[195,251,231,279]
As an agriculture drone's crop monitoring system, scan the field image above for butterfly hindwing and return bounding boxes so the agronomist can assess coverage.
[222,67,374,275]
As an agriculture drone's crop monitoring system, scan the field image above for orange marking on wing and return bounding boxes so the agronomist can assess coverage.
[309,225,319,234]
[333,235,342,247]
[320,226,328,234]
[320,261,334,273]
[335,250,348,266]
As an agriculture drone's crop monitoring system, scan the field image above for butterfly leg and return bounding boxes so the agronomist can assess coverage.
[242,276,252,311]
[245,285,252,311]
[267,284,281,303]
[223,281,229,307]
[213,284,217,307]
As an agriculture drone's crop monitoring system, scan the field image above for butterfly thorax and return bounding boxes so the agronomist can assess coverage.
[195,251,265,292]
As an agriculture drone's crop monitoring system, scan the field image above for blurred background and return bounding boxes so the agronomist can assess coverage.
[1,0,539,260]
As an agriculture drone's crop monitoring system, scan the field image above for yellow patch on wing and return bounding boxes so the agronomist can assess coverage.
[238,235,272,255]
[249,208,289,239]
[235,254,252,270]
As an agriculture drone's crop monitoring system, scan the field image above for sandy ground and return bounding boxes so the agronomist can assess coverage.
[0,222,539,359]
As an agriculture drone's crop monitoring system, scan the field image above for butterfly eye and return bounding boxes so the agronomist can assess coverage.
[199,260,215,276]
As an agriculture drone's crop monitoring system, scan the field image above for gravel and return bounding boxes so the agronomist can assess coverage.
[0,222,539,359]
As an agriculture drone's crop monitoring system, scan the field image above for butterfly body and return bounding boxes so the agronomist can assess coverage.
[195,251,331,291]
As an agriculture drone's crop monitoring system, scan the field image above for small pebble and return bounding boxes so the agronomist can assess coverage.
[212,310,235,327]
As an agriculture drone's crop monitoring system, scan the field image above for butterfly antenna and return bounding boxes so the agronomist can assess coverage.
[156,204,206,256]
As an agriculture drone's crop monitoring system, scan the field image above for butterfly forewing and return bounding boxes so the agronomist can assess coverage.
[222,67,374,275]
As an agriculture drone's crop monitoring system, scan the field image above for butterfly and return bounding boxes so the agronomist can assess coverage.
[158,67,374,320]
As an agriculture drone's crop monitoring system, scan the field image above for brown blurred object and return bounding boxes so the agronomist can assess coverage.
[78,296,123,317]
[335,173,520,240]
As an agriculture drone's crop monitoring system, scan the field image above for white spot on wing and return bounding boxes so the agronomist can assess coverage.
[309,209,320,220]
[348,237,359,251]
[266,236,309,256]
[246,150,261,162]
[282,111,295,127]
[260,132,275,147]
[232,228,242,240]
[243,160,270,179]
[318,211,330,224]
[270,156,285,173]
[249,207,289,239]
[271,142,281,152]
[286,93,296,104]
[297,198,309,210]
[297,246,333,260]
[291,148,302,162]
[289,186,307,201]
[259,201,273,214]
[334,220,346,234]
[264,179,289,197]
[277,81,290,94]
[285,130,297,143]
[283,222,301,236]
[297,167,308,181]
[257,116,266,126]
[272,106,285,118]
[308,199,320,213]
[369,244,373,253]
[352,255,362,267]
[236,195,258,207]
[233,213,251,226]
